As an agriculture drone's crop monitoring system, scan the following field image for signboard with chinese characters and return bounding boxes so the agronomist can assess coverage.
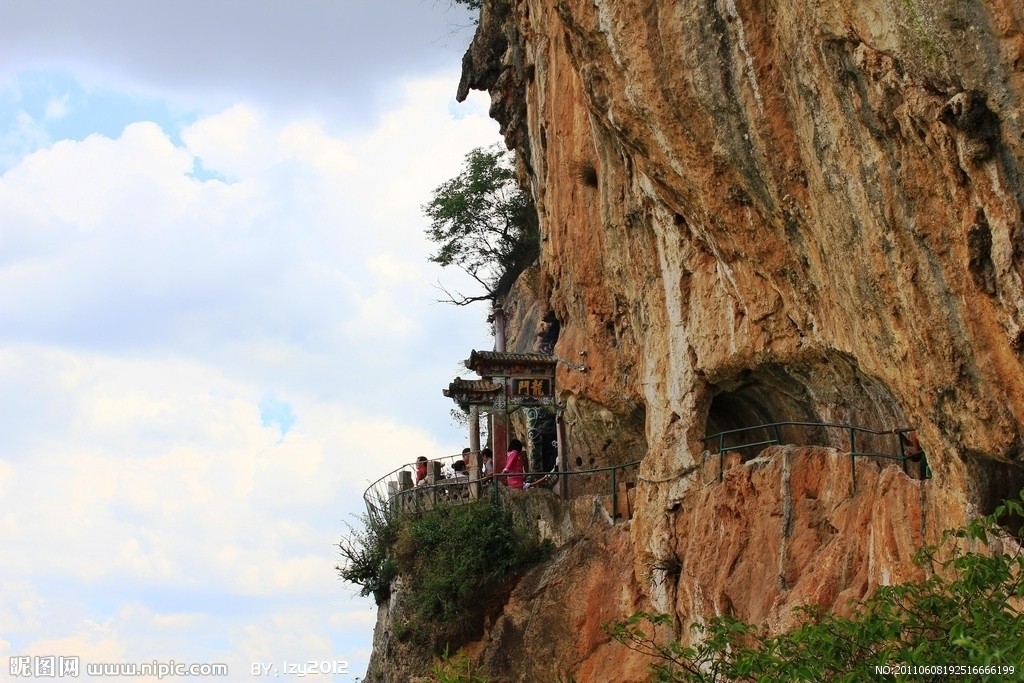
[509,377,552,406]
[444,350,557,411]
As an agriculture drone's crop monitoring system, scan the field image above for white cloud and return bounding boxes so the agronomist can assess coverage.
[26,621,126,662]
[0,110,50,170]
[0,1,479,125]
[44,94,69,120]
[0,346,460,589]
[365,252,425,287]
[0,78,497,360]
[0,69,500,679]
[180,105,273,176]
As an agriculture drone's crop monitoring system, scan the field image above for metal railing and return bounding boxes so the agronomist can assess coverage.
[363,456,642,524]
[362,450,472,520]
[703,421,931,493]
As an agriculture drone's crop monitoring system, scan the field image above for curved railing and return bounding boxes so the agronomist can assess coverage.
[363,455,642,524]
[362,450,471,519]
[703,421,931,491]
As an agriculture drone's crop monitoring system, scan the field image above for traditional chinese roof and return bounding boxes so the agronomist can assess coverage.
[465,349,557,373]
[443,377,503,408]
[444,378,503,395]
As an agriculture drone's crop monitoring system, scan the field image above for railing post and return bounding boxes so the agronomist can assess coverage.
[386,481,398,516]
[611,467,618,524]
[718,433,725,482]
[426,461,442,510]
[896,430,908,475]
[849,427,856,495]
[772,423,782,445]
[556,413,568,500]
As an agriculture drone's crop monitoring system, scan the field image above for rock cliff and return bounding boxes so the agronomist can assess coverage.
[366,0,1024,680]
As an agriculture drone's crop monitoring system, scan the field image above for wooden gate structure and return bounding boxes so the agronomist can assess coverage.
[444,350,564,496]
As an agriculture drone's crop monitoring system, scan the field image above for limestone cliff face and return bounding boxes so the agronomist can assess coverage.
[366,1,1024,680]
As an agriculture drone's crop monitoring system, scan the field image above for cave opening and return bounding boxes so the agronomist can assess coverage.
[702,353,910,461]
[971,455,1024,536]
[705,364,823,457]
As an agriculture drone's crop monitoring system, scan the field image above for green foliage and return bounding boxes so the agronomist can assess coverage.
[453,0,483,9]
[423,144,539,305]
[429,650,489,683]
[338,499,549,653]
[336,509,402,605]
[606,497,1024,682]
[399,501,549,625]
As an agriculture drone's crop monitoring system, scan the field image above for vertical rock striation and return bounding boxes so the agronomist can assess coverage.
[365,1,1024,679]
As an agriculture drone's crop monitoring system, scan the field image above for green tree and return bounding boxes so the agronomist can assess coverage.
[424,144,539,305]
[607,497,1024,682]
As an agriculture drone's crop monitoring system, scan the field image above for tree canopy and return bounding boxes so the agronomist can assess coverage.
[423,145,539,305]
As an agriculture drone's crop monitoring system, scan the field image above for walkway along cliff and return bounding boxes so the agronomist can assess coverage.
[361,0,1024,680]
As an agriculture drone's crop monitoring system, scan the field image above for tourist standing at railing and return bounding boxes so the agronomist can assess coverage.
[481,448,494,477]
[414,455,428,486]
[451,460,469,482]
[501,439,526,490]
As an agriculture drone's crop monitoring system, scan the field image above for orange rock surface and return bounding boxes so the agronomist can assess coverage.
[366,0,1024,679]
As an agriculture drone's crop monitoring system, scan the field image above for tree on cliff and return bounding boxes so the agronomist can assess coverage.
[423,144,539,305]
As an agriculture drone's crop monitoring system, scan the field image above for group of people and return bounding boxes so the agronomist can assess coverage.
[412,440,530,489]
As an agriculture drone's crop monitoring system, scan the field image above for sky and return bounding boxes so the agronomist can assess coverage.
[0,2,501,680]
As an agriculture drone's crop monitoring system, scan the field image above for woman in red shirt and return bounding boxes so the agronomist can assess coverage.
[414,456,428,486]
[502,439,526,489]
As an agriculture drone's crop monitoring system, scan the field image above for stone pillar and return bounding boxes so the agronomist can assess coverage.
[467,451,481,500]
[493,303,506,353]
[386,480,399,515]
[420,461,442,510]
[491,302,507,476]
[469,405,480,455]
[492,410,508,475]
[556,413,568,500]
[468,405,482,498]
[398,470,414,513]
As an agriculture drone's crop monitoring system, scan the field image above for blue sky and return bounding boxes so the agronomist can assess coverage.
[0,2,499,680]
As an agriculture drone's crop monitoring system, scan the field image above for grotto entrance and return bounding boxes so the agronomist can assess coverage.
[971,455,1024,536]
[702,353,916,472]
[704,365,822,456]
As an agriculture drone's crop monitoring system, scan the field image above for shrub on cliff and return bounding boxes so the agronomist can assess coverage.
[423,144,539,305]
[337,508,402,605]
[338,499,549,650]
[397,501,548,626]
[607,498,1024,682]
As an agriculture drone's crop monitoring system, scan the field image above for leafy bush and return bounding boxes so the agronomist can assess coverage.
[337,509,402,605]
[338,499,549,650]
[429,651,489,683]
[399,501,549,625]
[606,497,1024,682]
